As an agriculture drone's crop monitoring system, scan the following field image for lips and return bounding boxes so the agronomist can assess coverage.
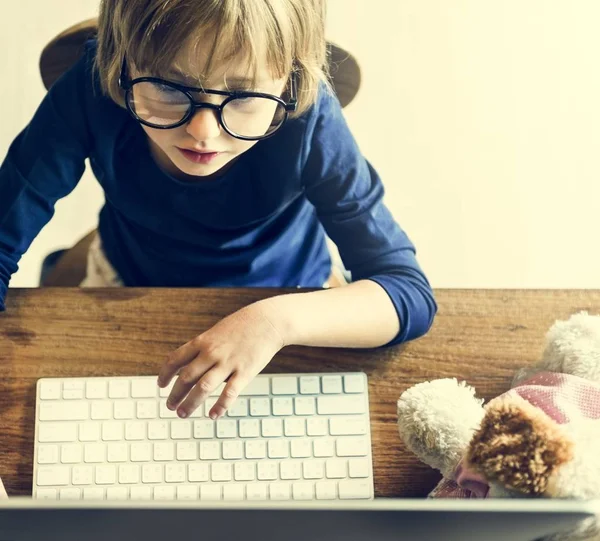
[177,147,221,165]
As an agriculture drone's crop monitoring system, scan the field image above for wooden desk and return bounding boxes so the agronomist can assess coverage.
[1,288,598,498]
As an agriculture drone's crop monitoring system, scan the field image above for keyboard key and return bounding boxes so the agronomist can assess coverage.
[86,380,107,399]
[336,437,369,457]
[130,486,152,500]
[234,462,255,481]
[113,401,135,420]
[292,482,313,500]
[294,397,316,416]
[272,397,293,416]
[37,444,59,464]
[349,458,370,478]
[326,459,347,479]
[119,464,141,484]
[176,442,197,461]
[249,398,270,416]
[79,422,101,442]
[108,380,129,399]
[272,376,298,395]
[290,440,311,458]
[102,422,124,441]
[83,487,105,500]
[37,466,70,486]
[268,440,289,459]
[200,441,220,460]
[261,418,283,437]
[216,419,237,438]
[159,402,178,419]
[299,376,320,395]
[95,465,117,485]
[284,418,306,437]
[138,401,159,419]
[84,443,106,463]
[107,487,129,500]
[306,418,328,436]
[131,379,158,398]
[125,421,146,441]
[142,464,163,483]
[200,485,221,501]
[39,423,77,443]
[223,441,244,460]
[91,401,112,421]
[39,401,88,421]
[321,376,343,394]
[154,442,175,461]
[39,380,61,400]
[339,480,371,499]
[223,485,245,500]
[211,463,232,482]
[188,463,209,482]
[280,461,302,480]
[60,488,81,500]
[177,485,198,500]
[61,444,83,464]
[154,486,176,500]
[316,481,336,500]
[130,442,152,462]
[246,484,267,500]
[270,482,291,500]
[227,398,249,417]
[313,439,335,458]
[257,462,278,481]
[107,443,128,463]
[317,396,366,415]
[239,419,260,438]
[235,378,269,396]
[194,420,215,439]
[148,421,168,440]
[329,416,367,436]
[245,441,267,459]
[303,461,325,480]
[166,464,186,483]
[170,420,192,440]
[36,490,58,501]
[343,374,365,394]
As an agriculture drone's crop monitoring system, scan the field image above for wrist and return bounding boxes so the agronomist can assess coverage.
[253,295,297,347]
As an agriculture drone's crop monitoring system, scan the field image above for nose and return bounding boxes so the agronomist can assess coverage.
[185,107,221,141]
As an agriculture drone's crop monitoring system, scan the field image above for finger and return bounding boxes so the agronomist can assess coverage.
[209,373,247,420]
[166,355,215,411]
[177,365,231,419]
[157,337,204,388]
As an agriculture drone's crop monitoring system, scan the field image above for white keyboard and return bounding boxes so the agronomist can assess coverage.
[33,372,374,501]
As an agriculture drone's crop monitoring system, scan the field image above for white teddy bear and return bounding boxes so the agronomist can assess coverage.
[397,311,600,541]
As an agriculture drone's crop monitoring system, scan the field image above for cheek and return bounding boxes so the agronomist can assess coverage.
[141,125,181,150]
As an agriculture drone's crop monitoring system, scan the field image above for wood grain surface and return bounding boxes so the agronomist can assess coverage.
[1,287,599,498]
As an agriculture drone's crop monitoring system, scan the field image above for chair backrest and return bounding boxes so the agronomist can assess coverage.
[40,18,361,108]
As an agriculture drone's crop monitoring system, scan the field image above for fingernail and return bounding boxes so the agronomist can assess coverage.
[167,401,175,410]
[178,409,187,418]
[209,411,217,420]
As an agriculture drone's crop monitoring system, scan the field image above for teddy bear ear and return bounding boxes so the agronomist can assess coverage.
[466,394,574,496]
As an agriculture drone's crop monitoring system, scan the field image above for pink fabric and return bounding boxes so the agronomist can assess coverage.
[429,371,600,499]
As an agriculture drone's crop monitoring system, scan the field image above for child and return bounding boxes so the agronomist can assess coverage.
[0,0,437,419]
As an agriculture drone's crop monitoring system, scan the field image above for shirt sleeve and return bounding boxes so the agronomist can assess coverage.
[302,85,437,345]
[0,44,94,311]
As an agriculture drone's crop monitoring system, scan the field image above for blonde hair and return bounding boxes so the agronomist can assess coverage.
[95,0,333,118]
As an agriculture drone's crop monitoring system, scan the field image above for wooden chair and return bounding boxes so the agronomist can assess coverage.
[39,18,362,287]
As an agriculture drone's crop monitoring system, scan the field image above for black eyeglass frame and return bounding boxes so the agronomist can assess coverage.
[118,57,298,141]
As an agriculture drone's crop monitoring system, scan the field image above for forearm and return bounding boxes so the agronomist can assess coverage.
[257,280,400,349]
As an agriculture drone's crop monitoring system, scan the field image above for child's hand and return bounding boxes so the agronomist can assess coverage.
[157,302,285,419]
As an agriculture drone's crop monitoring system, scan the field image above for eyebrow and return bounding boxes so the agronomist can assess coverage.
[166,68,266,88]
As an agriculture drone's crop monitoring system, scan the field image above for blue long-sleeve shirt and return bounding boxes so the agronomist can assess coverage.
[0,40,436,345]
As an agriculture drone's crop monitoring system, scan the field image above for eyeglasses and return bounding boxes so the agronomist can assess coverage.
[118,58,297,141]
